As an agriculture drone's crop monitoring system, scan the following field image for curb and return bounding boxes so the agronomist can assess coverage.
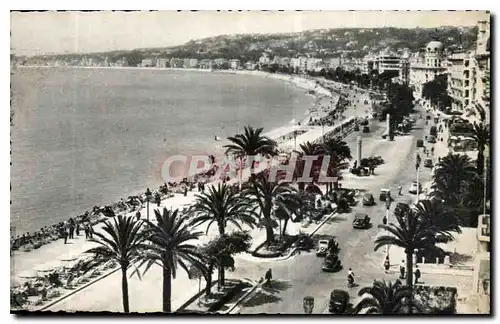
[225,279,262,314]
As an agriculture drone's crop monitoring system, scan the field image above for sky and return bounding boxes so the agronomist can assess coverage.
[11,11,489,56]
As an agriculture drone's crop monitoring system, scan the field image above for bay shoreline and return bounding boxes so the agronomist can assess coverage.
[11,66,335,239]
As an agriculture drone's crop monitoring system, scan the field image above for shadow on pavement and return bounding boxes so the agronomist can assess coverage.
[326,215,349,224]
[448,252,473,265]
[242,280,292,308]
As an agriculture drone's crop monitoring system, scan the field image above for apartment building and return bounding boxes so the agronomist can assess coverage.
[447,52,476,112]
[472,213,490,313]
[474,19,491,123]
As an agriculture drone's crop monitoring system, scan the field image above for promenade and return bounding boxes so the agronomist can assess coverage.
[12,84,375,312]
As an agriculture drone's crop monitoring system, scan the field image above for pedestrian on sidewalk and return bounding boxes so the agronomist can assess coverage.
[398,185,402,195]
[265,268,273,288]
[414,265,421,285]
[384,256,390,273]
[136,210,141,221]
[399,259,406,279]
[75,223,80,236]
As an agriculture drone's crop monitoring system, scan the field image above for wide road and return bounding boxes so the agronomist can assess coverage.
[234,105,431,314]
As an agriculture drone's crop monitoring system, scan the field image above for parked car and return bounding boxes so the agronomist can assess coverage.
[416,139,424,148]
[362,193,375,206]
[353,213,371,229]
[427,135,436,143]
[362,126,370,133]
[394,202,410,219]
[379,188,391,201]
[424,158,433,168]
[361,119,369,126]
[408,181,421,194]
[329,290,350,314]
[316,240,329,257]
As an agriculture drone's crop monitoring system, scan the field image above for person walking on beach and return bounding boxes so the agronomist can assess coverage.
[62,229,68,244]
[84,226,89,240]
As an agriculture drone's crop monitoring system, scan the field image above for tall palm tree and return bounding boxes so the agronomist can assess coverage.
[432,153,479,206]
[471,122,490,175]
[374,210,439,293]
[224,126,278,183]
[412,199,461,237]
[353,279,417,314]
[84,215,147,313]
[244,173,299,245]
[188,183,258,286]
[293,141,322,192]
[319,137,351,192]
[137,208,206,313]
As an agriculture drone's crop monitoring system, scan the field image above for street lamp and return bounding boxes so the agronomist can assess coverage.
[303,296,314,314]
[145,188,152,222]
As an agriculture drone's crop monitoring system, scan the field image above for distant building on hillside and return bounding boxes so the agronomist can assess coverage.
[141,58,155,67]
[170,57,183,68]
[156,58,167,68]
[199,59,214,69]
[244,60,257,70]
[229,59,241,70]
[214,58,228,68]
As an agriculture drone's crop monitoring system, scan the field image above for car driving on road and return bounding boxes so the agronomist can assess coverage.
[316,240,329,257]
[408,181,421,194]
[352,213,371,229]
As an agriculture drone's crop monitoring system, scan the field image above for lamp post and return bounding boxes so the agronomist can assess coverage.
[303,296,314,314]
[145,188,152,222]
[415,153,421,204]
[385,198,392,257]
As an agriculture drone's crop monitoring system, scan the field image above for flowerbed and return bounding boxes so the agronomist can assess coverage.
[413,285,458,314]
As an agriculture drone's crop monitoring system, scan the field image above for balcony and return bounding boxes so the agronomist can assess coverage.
[477,214,490,242]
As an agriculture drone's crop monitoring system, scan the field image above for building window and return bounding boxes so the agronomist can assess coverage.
[465,80,469,87]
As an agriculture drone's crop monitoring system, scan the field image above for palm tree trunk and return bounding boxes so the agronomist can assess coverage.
[282,218,289,237]
[205,263,214,296]
[406,250,413,314]
[265,218,275,245]
[162,263,172,313]
[121,266,130,313]
[477,149,485,175]
[218,225,225,288]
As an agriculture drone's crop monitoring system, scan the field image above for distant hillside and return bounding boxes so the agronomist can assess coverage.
[27,26,478,62]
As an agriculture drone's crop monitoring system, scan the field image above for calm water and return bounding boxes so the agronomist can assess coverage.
[11,67,312,233]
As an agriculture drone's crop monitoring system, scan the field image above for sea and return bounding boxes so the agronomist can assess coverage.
[10,67,313,234]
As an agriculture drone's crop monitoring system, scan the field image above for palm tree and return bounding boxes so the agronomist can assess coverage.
[244,173,299,245]
[412,199,461,237]
[84,215,147,313]
[293,141,322,192]
[353,279,417,314]
[471,122,490,175]
[319,137,351,192]
[432,153,479,206]
[137,208,206,313]
[374,210,439,292]
[188,183,258,286]
[224,126,278,184]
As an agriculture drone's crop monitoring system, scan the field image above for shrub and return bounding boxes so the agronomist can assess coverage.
[413,285,457,314]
